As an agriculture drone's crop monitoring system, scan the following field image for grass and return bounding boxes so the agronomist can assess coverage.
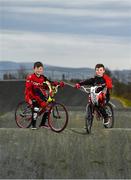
[0,112,6,117]
[112,95,131,107]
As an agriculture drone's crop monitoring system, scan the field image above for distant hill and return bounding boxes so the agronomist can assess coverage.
[0,61,130,82]
[0,61,93,72]
[0,61,94,80]
[0,61,33,70]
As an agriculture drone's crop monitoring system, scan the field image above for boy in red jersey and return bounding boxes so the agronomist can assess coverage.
[25,62,64,129]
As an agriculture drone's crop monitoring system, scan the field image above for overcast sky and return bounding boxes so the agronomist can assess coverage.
[0,0,131,70]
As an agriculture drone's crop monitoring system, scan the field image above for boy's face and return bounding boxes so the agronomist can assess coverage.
[95,67,105,77]
[34,66,44,76]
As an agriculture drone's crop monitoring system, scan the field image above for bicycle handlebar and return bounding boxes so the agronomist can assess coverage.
[80,86,90,94]
[80,84,106,94]
[43,81,60,94]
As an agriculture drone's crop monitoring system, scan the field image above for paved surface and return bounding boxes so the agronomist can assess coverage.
[0,127,131,179]
[0,108,131,179]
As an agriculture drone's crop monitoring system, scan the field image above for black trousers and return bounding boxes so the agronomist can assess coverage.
[39,112,48,126]
[32,88,47,127]
[32,100,48,127]
[98,106,108,119]
[98,95,110,119]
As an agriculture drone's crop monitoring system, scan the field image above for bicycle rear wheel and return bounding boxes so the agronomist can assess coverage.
[15,101,32,128]
[48,102,68,133]
[103,103,114,128]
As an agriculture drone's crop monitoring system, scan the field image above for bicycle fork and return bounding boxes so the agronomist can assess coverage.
[85,104,94,133]
[53,105,61,119]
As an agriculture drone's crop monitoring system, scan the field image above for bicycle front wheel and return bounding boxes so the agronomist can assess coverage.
[85,104,93,134]
[15,101,32,128]
[48,102,68,133]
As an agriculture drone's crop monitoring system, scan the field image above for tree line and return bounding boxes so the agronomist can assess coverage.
[2,66,131,101]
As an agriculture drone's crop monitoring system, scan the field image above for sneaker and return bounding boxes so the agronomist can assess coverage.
[31,127,37,130]
[103,118,109,125]
[39,124,49,129]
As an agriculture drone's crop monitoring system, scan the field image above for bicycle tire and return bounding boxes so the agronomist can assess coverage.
[103,102,114,128]
[48,102,68,133]
[15,101,32,128]
[85,104,93,134]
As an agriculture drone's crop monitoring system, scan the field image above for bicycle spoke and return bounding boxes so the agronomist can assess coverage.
[15,101,32,128]
[48,103,68,132]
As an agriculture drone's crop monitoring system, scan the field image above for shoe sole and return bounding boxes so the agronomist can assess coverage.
[31,128,37,130]
[103,122,109,125]
[39,126,50,129]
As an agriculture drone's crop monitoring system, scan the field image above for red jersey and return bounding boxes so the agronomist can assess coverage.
[79,74,112,90]
[103,74,112,89]
[25,73,51,105]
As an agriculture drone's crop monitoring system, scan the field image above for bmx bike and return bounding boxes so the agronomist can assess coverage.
[15,82,68,133]
[81,86,114,134]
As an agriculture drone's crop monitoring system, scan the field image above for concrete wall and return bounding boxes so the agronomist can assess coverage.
[0,81,25,113]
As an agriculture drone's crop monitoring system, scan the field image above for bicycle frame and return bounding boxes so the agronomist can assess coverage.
[78,86,114,133]
[81,86,105,120]
[15,82,68,132]
[36,83,60,116]
[36,101,54,117]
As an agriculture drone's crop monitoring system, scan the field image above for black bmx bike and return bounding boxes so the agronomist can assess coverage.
[81,86,114,134]
[15,82,68,133]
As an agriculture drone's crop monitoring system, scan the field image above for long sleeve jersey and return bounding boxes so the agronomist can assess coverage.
[79,74,112,90]
[25,73,52,104]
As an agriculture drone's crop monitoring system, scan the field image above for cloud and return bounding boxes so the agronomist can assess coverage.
[1,0,131,6]
[1,0,131,38]
[2,6,131,18]
[0,0,131,69]
[1,31,131,70]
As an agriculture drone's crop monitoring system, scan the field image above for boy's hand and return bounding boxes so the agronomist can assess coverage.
[75,83,80,89]
[49,91,53,97]
[52,81,65,87]
[25,96,32,105]
[40,101,47,108]
[53,81,59,86]
[28,99,32,105]
[103,87,107,94]
[59,81,65,87]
